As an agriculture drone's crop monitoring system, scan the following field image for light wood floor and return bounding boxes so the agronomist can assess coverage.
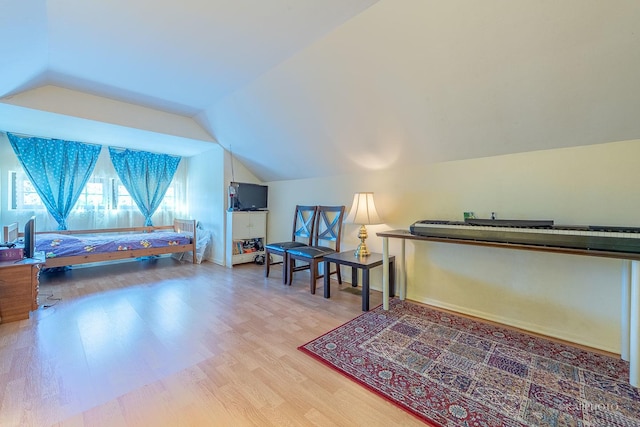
[0,257,428,426]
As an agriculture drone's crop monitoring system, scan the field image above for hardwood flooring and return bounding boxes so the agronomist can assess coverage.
[0,258,427,426]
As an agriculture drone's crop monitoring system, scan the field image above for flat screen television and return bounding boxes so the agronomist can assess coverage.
[23,216,36,259]
[229,182,268,211]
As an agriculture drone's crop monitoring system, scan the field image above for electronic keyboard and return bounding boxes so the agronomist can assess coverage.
[409,219,640,255]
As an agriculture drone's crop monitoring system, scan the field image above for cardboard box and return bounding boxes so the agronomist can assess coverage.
[0,247,23,261]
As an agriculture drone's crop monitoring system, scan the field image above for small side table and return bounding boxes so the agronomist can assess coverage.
[323,251,395,311]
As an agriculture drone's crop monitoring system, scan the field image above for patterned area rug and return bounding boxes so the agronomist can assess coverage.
[299,300,640,426]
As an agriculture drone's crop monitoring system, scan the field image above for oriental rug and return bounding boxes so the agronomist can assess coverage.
[299,299,640,426]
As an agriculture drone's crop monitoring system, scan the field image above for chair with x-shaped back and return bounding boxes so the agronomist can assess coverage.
[264,205,318,284]
[286,205,345,294]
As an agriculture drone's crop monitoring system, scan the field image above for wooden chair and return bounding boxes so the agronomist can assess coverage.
[264,205,318,284]
[286,205,345,294]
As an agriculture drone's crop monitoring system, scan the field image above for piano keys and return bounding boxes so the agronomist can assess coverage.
[409,219,640,255]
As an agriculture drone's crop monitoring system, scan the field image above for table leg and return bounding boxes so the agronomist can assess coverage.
[351,267,358,287]
[362,268,370,311]
[382,237,389,310]
[390,258,396,298]
[622,260,631,362]
[399,239,406,301]
[630,260,640,387]
[323,259,331,298]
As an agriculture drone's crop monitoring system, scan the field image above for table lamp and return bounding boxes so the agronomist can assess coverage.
[345,192,382,257]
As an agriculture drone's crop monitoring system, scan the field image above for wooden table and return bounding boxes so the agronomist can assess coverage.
[323,251,395,311]
[0,253,45,323]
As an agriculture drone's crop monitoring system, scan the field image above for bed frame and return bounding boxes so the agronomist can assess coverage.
[2,219,197,267]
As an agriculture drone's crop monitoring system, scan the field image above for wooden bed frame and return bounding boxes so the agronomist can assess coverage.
[2,219,197,267]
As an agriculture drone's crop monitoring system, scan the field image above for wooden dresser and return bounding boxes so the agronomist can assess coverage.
[0,254,44,323]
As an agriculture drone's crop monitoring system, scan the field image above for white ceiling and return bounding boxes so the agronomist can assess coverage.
[1,0,640,182]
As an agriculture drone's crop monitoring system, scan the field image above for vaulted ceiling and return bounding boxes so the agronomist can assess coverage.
[2,0,639,182]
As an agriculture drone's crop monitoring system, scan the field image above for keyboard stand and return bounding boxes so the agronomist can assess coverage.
[378,228,640,388]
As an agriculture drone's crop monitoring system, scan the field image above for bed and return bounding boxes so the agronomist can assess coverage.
[2,219,197,267]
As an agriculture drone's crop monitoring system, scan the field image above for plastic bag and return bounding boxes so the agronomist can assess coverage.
[173,227,212,264]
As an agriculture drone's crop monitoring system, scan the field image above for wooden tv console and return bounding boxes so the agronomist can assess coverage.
[0,254,44,323]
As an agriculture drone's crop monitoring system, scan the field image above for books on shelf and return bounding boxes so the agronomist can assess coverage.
[232,239,261,255]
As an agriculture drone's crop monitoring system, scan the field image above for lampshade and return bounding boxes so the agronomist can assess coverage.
[346,192,382,225]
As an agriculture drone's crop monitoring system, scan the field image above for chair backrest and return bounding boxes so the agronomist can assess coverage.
[314,205,345,251]
[291,205,318,245]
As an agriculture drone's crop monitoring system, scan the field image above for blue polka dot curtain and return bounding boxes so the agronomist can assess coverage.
[108,147,181,226]
[7,133,102,230]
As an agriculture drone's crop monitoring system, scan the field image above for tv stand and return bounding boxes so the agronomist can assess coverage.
[226,211,267,267]
[0,253,45,323]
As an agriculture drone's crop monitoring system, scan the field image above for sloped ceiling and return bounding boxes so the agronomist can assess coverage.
[1,0,639,181]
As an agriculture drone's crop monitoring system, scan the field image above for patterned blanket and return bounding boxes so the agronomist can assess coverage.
[36,231,191,259]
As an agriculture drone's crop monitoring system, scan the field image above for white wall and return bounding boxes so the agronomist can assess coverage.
[266,138,640,353]
[186,144,267,266]
[218,150,266,266]
[225,150,264,190]
[186,146,226,264]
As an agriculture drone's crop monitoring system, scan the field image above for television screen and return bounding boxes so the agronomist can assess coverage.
[230,182,268,211]
[23,216,36,259]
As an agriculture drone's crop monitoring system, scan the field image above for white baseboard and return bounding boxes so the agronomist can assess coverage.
[419,298,619,355]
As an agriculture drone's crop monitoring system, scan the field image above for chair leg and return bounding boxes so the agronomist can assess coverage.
[289,256,316,289]
[310,259,318,294]
[265,249,270,277]
[282,254,288,285]
[336,264,342,284]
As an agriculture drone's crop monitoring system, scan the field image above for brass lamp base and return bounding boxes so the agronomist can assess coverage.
[354,224,371,257]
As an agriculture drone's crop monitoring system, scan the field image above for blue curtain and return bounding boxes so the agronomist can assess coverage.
[108,147,181,226]
[7,133,102,230]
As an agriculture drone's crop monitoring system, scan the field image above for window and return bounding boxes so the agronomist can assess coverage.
[9,171,44,210]
[9,171,181,213]
[10,172,111,211]
[160,186,176,211]
[113,180,135,209]
[112,179,179,211]
[75,177,109,210]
